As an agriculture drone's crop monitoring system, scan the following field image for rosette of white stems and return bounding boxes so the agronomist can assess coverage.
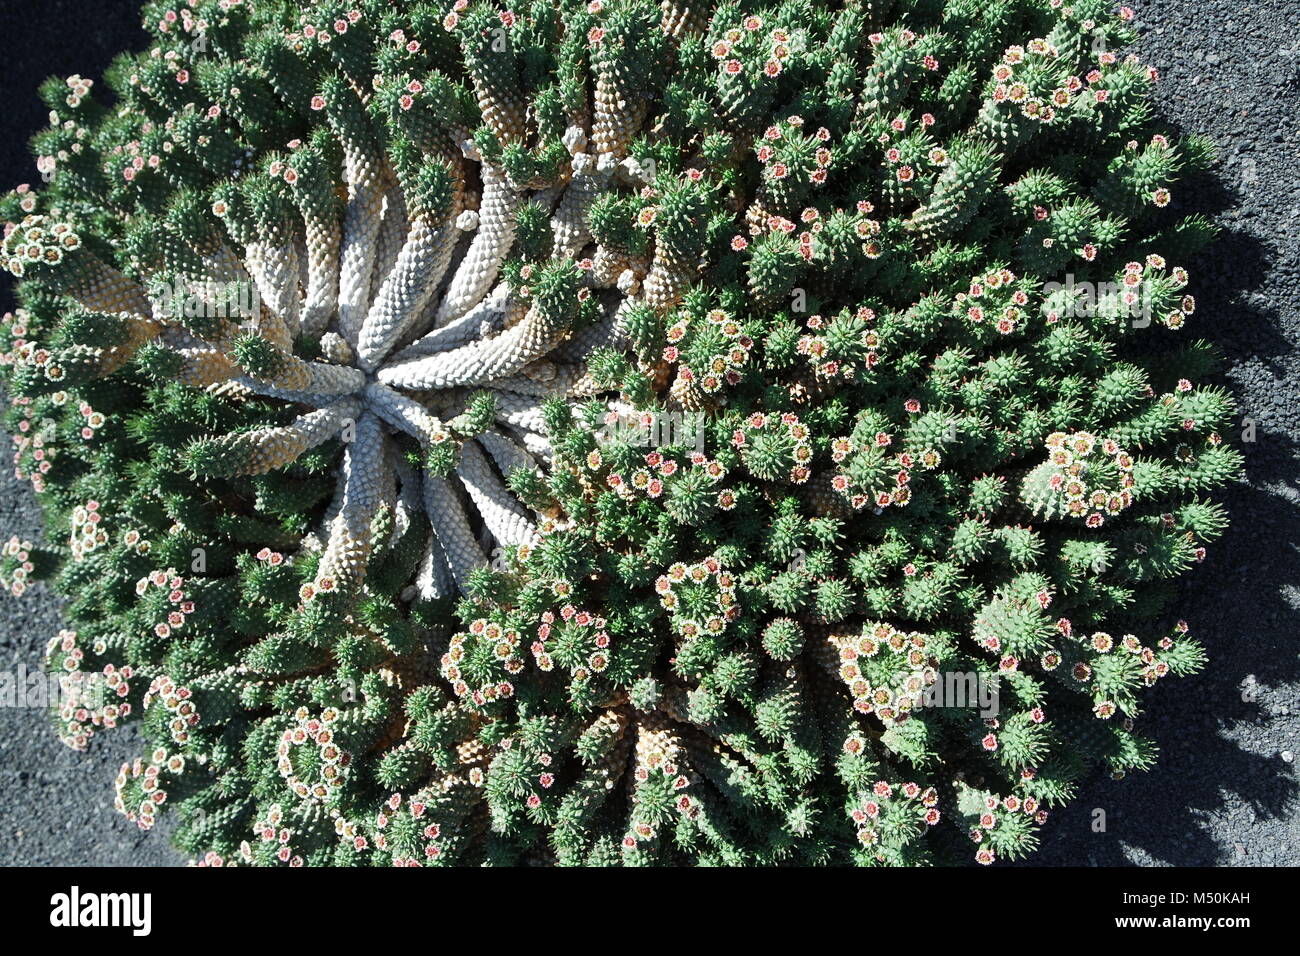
[176,126,657,601]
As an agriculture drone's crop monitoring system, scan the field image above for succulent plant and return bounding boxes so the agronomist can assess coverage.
[1,0,1239,866]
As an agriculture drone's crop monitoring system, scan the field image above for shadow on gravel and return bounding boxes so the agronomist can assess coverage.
[1028,477,1300,865]
[1027,153,1300,864]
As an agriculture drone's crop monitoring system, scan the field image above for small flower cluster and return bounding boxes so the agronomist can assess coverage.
[0,535,38,596]
[68,500,108,560]
[105,126,155,185]
[751,115,833,188]
[2,324,60,491]
[730,410,814,483]
[60,73,93,110]
[1118,256,1194,329]
[0,214,81,277]
[244,803,304,866]
[143,674,200,745]
[442,619,523,710]
[623,725,692,851]
[663,306,754,394]
[63,398,106,442]
[46,628,135,750]
[375,791,445,865]
[589,444,728,501]
[796,306,883,381]
[530,605,612,678]
[987,38,1070,125]
[875,108,944,198]
[712,16,800,84]
[828,429,925,511]
[114,748,185,831]
[277,707,350,803]
[854,199,885,260]
[154,5,213,37]
[654,556,740,639]
[294,6,365,47]
[1032,430,1135,527]
[133,567,196,640]
[120,527,151,556]
[967,789,1048,865]
[830,623,937,720]
[352,790,448,866]
[845,779,942,858]
[954,267,1032,335]
[510,741,567,826]
[1051,618,1189,717]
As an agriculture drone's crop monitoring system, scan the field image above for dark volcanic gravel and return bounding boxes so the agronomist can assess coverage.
[1023,0,1300,866]
[0,0,179,867]
[0,0,1295,867]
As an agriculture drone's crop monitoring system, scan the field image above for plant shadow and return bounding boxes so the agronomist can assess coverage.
[1023,143,1300,864]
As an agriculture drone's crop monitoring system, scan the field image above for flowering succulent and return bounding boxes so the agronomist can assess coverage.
[2,0,1238,866]
[1020,429,1136,526]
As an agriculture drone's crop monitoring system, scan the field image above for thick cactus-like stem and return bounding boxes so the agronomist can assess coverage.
[397,283,509,359]
[551,154,604,259]
[362,382,448,446]
[336,157,388,346]
[456,439,539,549]
[436,164,519,324]
[188,398,360,477]
[300,215,342,338]
[356,217,446,372]
[421,475,487,591]
[244,240,300,345]
[377,300,572,389]
[173,347,239,387]
[314,412,385,594]
[378,261,579,389]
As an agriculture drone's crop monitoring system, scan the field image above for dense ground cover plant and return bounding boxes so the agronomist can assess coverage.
[0,0,1240,866]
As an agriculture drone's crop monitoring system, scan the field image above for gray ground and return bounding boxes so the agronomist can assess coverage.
[0,0,177,868]
[1025,0,1300,866]
[0,0,1296,867]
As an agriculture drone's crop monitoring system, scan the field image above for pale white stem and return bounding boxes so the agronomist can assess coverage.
[435,163,519,324]
[363,382,447,445]
[456,439,538,549]
[336,154,388,346]
[421,476,487,592]
[394,282,508,361]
